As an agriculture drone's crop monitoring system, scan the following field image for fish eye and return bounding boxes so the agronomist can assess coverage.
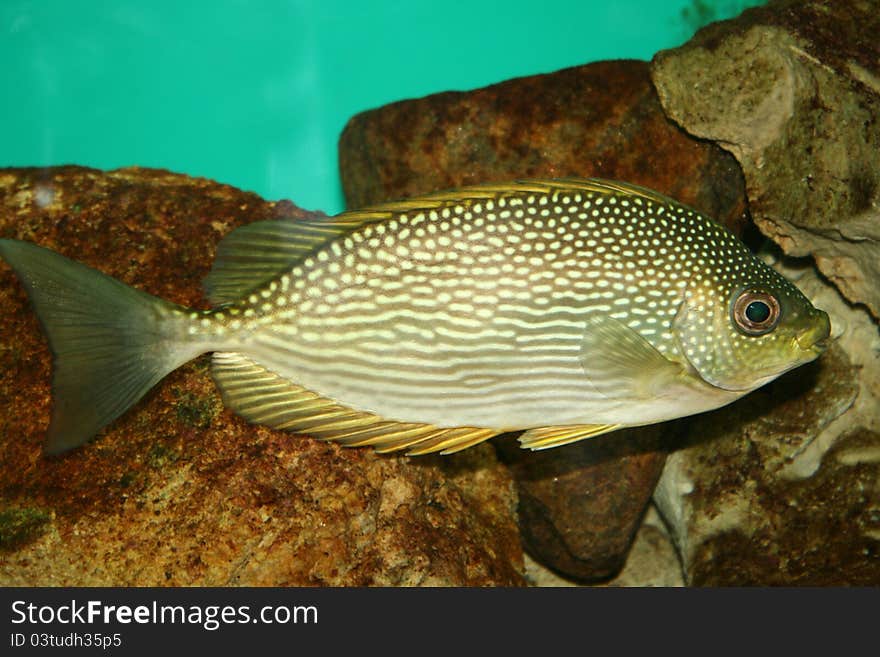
[732,291,780,336]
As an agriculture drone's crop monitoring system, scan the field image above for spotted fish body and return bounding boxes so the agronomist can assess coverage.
[0,179,830,455]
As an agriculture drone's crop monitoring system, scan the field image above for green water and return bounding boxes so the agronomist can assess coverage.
[1,0,760,214]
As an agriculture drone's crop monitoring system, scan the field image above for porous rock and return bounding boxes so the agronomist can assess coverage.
[0,166,524,586]
[339,59,748,581]
[652,0,880,319]
[651,0,880,585]
[341,60,749,233]
[653,259,880,585]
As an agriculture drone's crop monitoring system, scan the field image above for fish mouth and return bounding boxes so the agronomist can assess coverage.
[808,336,830,351]
[795,311,832,353]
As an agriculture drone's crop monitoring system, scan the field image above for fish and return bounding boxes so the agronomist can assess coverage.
[0,178,831,456]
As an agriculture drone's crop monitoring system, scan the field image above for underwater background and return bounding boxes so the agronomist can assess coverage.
[2,0,878,588]
[1,0,760,215]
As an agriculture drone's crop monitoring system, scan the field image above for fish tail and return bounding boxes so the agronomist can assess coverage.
[0,239,205,454]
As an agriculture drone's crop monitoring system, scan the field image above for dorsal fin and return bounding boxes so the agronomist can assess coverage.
[203,213,360,305]
[204,178,677,306]
[537,177,682,207]
[338,178,680,219]
[201,186,537,306]
[203,194,484,306]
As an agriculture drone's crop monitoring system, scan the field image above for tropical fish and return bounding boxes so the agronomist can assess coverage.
[0,178,830,456]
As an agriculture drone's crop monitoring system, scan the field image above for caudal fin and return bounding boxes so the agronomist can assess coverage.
[0,239,202,453]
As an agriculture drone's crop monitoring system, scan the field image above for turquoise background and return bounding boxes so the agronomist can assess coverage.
[1,1,759,214]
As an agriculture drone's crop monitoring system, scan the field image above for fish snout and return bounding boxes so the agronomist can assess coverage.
[796,310,831,352]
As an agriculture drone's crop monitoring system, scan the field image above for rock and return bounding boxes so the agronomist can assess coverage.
[652,0,880,319]
[650,0,880,585]
[654,258,880,585]
[339,58,748,581]
[524,506,684,587]
[340,60,749,234]
[605,507,684,588]
[0,166,525,586]
[496,428,668,582]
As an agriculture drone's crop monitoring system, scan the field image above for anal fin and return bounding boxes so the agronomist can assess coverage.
[211,352,499,455]
[519,424,621,450]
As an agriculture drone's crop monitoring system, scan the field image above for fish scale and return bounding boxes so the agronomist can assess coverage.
[0,178,830,455]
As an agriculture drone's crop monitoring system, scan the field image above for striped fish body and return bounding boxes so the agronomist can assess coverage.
[0,179,831,455]
[221,183,737,431]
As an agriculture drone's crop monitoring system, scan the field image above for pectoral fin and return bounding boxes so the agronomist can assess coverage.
[579,314,686,401]
[519,317,689,450]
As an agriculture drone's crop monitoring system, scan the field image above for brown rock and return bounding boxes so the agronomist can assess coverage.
[524,506,685,587]
[689,427,880,586]
[0,166,524,586]
[496,428,668,582]
[650,0,880,585]
[339,58,748,581]
[654,257,880,585]
[655,338,879,585]
[340,60,749,234]
[652,0,880,319]
[605,506,684,588]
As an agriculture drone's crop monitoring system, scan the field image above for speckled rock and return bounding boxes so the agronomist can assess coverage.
[652,0,880,319]
[650,0,880,585]
[653,259,880,585]
[340,60,749,234]
[339,58,748,581]
[0,166,524,586]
